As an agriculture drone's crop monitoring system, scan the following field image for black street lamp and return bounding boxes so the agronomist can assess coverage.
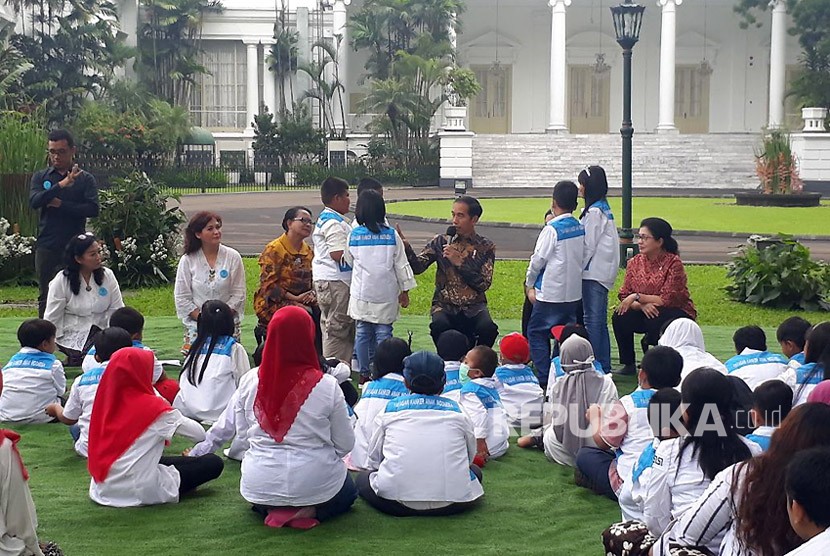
[610,0,645,266]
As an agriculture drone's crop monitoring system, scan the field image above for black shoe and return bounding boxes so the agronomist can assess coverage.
[613,364,637,376]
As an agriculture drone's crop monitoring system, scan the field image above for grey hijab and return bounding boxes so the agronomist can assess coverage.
[552,336,607,461]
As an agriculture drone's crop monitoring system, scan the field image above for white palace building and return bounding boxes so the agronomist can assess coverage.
[5,0,830,189]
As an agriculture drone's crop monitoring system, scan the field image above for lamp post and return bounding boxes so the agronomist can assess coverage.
[610,0,645,266]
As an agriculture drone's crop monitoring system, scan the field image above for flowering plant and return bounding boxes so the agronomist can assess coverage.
[0,217,36,270]
[755,130,803,194]
[92,172,185,287]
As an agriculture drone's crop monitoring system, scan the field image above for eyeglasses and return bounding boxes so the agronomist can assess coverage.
[292,218,314,225]
[47,149,70,156]
[636,234,654,241]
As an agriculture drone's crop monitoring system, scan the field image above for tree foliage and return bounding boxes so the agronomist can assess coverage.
[136,0,223,108]
[9,0,130,125]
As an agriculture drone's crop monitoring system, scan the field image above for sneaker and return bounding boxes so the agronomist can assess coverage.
[613,364,637,376]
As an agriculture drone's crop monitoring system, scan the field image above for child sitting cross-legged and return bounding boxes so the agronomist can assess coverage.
[459,346,510,464]
[349,337,411,471]
[437,330,469,403]
[0,319,66,424]
[494,332,543,428]
[87,347,223,507]
[358,351,484,516]
[82,306,180,404]
[746,379,793,451]
[784,446,830,555]
[46,327,133,457]
[575,345,683,507]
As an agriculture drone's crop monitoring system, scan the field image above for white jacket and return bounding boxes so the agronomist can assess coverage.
[526,213,585,303]
[581,201,620,290]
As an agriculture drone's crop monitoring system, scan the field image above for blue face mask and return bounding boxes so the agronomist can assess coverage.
[459,363,473,385]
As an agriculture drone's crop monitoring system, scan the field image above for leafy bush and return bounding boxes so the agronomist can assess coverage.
[92,172,185,287]
[725,235,830,311]
[0,217,36,282]
[755,130,802,194]
[153,167,227,189]
[291,162,437,187]
[253,104,326,168]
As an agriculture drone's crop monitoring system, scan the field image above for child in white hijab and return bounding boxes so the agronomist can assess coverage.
[658,318,726,386]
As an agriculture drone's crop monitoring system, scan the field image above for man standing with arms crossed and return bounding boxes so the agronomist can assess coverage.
[29,129,99,317]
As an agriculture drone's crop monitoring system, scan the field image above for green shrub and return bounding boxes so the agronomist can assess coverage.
[92,172,185,288]
[153,167,226,189]
[725,235,830,311]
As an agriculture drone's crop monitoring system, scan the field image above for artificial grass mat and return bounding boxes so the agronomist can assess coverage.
[0,315,772,556]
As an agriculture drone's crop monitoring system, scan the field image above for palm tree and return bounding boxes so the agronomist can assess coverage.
[298,39,346,138]
[267,21,299,115]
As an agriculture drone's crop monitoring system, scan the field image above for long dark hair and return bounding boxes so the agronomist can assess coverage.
[281,206,312,232]
[355,190,386,233]
[677,367,752,480]
[796,323,830,398]
[182,300,235,386]
[578,165,609,219]
[736,403,830,555]
[640,217,679,255]
[62,233,104,295]
[183,211,221,254]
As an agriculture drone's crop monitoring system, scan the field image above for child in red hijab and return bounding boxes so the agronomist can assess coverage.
[240,306,356,529]
[87,348,223,507]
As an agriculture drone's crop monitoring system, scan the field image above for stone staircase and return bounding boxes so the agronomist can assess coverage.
[471,133,760,190]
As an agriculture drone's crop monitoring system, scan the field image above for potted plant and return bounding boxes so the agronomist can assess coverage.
[444,67,481,131]
[735,130,821,207]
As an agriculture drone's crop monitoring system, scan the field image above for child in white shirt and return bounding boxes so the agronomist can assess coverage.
[437,330,468,403]
[82,306,179,403]
[577,345,683,509]
[789,322,830,406]
[0,319,65,424]
[746,379,792,451]
[725,325,788,390]
[173,300,251,424]
[46,327,133,457]
[525,181,585,390]
[349,338,411,471]
[358,351,484,516]
[494,332,543,428]
[459,346,510,463]
[784,447,830,555]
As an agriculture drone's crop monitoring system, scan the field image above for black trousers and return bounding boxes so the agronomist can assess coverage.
[356,468,482,517]
[429,308,499,349]
[159,454,224,495]
[611,307,692,365]
[251,474,357,522]
[35,247,63,318]
[255,304,323,355]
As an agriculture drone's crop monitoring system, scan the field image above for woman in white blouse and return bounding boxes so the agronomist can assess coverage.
[44,233,124,366]
[174,212,246,354]
[241,306,356,529]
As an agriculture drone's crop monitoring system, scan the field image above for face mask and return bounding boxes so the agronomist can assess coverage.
[459,363,473,385]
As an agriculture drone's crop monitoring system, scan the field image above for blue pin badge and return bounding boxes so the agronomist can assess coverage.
[43,180,52,190]
[219,269,229,279]
[98,287,108,297]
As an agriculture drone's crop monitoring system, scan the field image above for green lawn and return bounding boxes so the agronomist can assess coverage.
[388,197,830,236]
[1,258,827,555]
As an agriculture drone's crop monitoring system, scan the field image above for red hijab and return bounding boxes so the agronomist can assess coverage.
[0,430,28,480]
[87,348,173,483]
[254,306,323,443]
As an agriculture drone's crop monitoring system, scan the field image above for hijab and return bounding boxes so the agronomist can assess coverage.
[87,348,173,483]
[807,380,830,405]
[552,335,607,459]
[254,306,323,443]
[0,430,28,480]
[658,318,727,383]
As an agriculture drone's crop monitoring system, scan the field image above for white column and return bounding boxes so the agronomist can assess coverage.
[244,40,260,134]
[656,0,681,132]
[767,0,787,129]
[332,0,351,133]
[262,38,277,116]
[547,0,570,133]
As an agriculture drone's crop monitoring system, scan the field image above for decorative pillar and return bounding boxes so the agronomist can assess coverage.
[332,0,351,134]
[118,0,139,79]
[296,7,311,112]
[547,0,570,133]
[262,38,277,116]
[767,0,787,129]
[244,40,260,134]
[656,0,681,132]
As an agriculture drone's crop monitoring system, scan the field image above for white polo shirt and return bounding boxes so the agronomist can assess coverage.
[725,348,788,390]
[0,348,65,424]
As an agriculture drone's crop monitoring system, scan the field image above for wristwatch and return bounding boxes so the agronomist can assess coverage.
[634,293,641,302]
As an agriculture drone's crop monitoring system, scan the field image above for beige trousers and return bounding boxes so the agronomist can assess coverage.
[314,280,355,362]
[0,438,43,556]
